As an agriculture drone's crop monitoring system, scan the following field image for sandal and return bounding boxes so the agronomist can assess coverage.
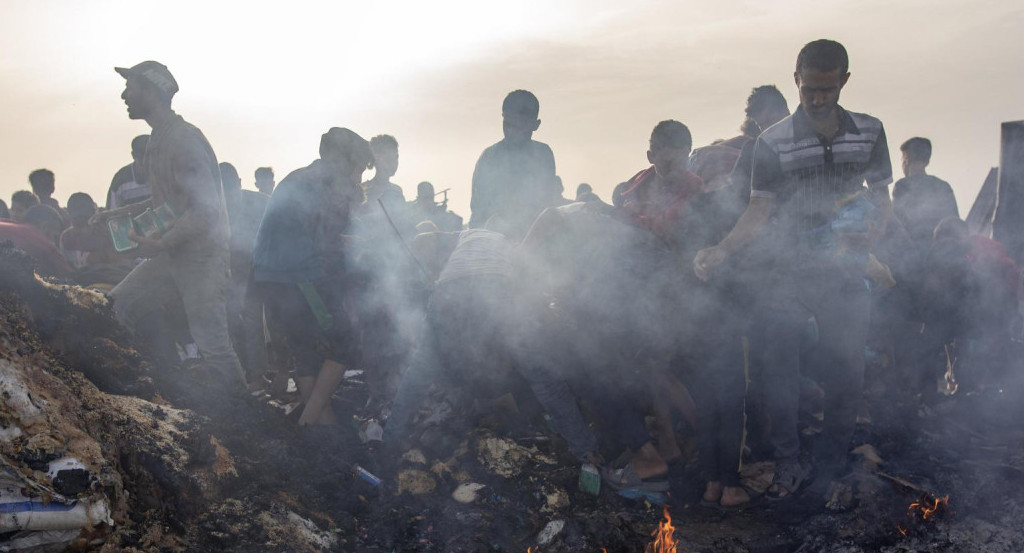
[766,459,810,501]
[602,464,670,493]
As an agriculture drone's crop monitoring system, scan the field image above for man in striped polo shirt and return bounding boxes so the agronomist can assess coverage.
[694,39,893,505]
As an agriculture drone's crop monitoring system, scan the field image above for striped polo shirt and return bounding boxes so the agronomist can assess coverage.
[751,105,892,235]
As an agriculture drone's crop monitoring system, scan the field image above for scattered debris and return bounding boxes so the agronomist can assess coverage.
[451,482,486,504]
[536,519,565,545]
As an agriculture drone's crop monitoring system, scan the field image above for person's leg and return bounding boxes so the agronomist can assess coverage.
[759,294,812,497]
[170,249,244,387]
[810,279,871,479]
[298,359,347,426]
[110,254,177,332]
[241,293,270,386]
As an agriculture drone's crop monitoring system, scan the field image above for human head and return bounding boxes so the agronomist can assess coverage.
[116,61,178,120]
[255,167,275,194]
[66,192,97,228]
[416,181,435,203]
[502,90,541,144]
[575,183,593,200]
[794,39,850,121]
[10,190,40,221]
[28,169,55,198]
[0,200,10,219]
[900,137,932,177]
[23,204,64,245]
[647,120,693,179]
[319,127,373,184]
[219,162,241,193]
[369,134,399,180]
[131,135,149,162]
[741,85,790,137]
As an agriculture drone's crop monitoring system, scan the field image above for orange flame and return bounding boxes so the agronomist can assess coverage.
[908,494,949,521]
[644,505,678,553]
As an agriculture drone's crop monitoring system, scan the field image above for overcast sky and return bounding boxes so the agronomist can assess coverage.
[1,0,1021,219]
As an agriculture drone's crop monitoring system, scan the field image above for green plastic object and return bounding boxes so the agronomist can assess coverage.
[298,282,333,330]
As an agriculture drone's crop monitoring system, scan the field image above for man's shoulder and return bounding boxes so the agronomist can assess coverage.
[111,164,134,185]
[845,110,885,136]
[758,116,798,145]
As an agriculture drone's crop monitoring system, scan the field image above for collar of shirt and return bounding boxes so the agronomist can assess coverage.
[791,104,860,141]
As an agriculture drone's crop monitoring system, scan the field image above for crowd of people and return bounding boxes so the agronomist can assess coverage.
[2,38,1019,511]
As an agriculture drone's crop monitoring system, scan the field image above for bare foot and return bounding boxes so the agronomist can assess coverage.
[629,442,668,480]
[703,481,723,503]
[720,486,751,507]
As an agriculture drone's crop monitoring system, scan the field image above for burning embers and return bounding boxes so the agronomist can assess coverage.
[897,493,951,537]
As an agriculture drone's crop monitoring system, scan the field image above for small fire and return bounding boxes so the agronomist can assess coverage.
[644,505,678,553]
[908,494,950,521]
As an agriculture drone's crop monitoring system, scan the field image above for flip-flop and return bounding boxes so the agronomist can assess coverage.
[766,460,811,502]
[602,464,670,493]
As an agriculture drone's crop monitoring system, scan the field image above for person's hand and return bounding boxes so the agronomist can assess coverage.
[129,229,164,258]
[693,245,727,281]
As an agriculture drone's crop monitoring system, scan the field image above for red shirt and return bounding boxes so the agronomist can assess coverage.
[618,166,705,246]
[0,220,74,277]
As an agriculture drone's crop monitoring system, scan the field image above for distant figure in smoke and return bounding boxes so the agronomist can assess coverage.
[892,137,959,245]
[105,60,245,387]
[0,200,10,220]
[574,182,601,203]
[220,162,270,388]
[23,204,65,247]
[251,127,372,426]
[408,181,463,232]
[363,134,407,211]
[28,169,67,228]
[695,39,894,505]
[254,166,275,196]
[9,190,40,222]
[469,89,561,237]
[107,135,152,209]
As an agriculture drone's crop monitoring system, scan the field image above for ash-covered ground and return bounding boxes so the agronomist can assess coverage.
[2,244,1023,553]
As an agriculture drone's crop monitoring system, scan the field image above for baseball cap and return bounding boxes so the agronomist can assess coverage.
[115,61,179,97]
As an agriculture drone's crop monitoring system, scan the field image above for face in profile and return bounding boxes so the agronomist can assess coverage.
[121,76,154,120]
[370,145,399,180]
[795,68,848,121]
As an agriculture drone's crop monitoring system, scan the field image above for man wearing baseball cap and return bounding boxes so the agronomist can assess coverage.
[105,60,244,388]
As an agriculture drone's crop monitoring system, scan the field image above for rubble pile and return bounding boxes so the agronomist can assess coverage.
[2,242,1024,552]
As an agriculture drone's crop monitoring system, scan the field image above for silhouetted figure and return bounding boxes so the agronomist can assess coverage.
[107,135,151,209]
[409,181,463,231]
[892,137,960,245]
[220,162,270,386]
[469,90,560,237]
[252,127,371,426]
[695,40,893,504]
[255,166,275,196]
[106,60,244,387]
[59,192,130,287]
[0,200,9,220]
[28,169,64,218]
[363,134,406,211]
[10,190,39,222]
[575,182,600,203]
[23,204,64,246]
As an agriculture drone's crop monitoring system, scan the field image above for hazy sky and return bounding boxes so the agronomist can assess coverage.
[1,0,1021,219]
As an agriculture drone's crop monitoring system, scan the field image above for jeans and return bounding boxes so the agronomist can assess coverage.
[111,247,244,386]
[759,261,871,476]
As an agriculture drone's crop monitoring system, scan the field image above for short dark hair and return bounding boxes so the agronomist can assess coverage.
[28,169,55,195]
[370,134,398,151]
[0,199,10,219]
[900,137,932,164]
[219,162,241,191]
[746,85,788,119]
[11,190,40,209]
[796,39,849,75]
[417,181,434,197]
[67,192,96,219]
[502,90,540,119]
[131,135,149,159]
[650,120,692,153]
[24,204,63,238]
[255,167,274,179]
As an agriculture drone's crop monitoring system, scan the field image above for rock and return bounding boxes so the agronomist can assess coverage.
[397,469,437,495]
[537,519,565,545]
[452,483,486,504]
[401,448,427,465]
